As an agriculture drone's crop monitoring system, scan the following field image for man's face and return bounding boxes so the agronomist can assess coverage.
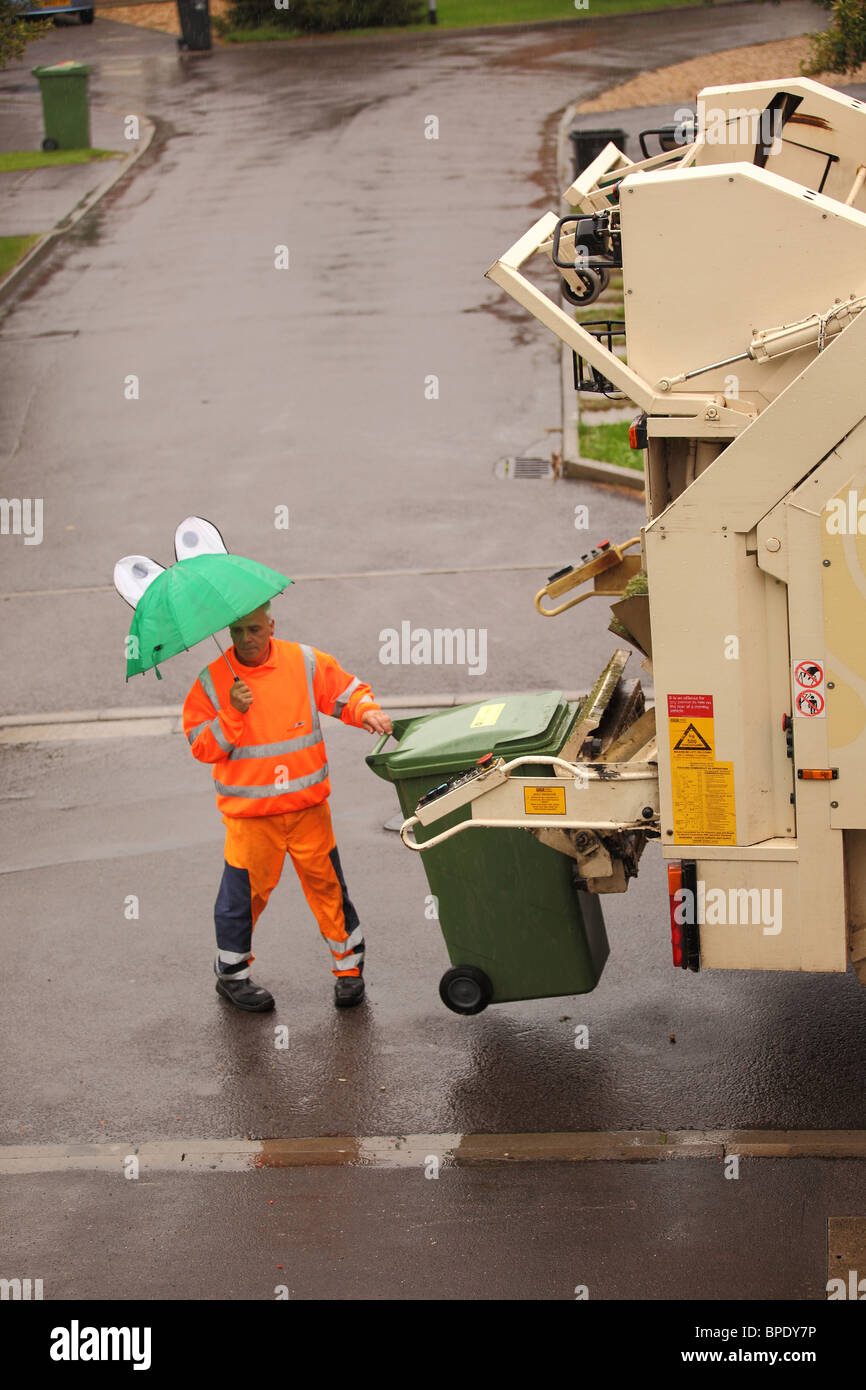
[229,606,274,666]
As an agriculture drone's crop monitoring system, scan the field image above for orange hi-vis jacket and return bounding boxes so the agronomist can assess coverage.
[182,639,380,819]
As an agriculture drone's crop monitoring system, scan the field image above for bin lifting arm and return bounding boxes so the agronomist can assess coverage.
[399,753,658,852]
[535,536,642,617]
[485,211,743,425]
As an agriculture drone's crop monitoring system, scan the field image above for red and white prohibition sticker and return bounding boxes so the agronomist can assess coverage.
[792,658,826,717]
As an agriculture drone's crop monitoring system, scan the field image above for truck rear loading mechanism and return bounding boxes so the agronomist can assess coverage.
[400,78,866,991]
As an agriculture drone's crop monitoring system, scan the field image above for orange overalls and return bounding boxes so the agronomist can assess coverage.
[182,639,379,981]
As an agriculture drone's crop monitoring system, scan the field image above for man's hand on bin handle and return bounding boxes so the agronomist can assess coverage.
[361,709,392,737]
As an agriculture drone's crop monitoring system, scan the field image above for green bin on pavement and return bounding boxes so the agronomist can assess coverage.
[32,62,92,152]
[367,690,609,1013]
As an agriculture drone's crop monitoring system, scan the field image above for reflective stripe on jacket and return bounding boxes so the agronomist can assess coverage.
[182,639,380,818]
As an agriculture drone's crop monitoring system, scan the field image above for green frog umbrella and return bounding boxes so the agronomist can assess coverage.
[114,517,291,680]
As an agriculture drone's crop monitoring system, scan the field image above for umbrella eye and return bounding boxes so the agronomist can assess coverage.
[182,531,199,549]
[132,562,149,579]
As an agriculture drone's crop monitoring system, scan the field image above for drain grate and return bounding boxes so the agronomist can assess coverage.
[494,456,555,480]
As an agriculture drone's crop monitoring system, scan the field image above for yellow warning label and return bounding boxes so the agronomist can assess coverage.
[471,702,505,728]
[668,715,736,844]
[523,785,566,815]
[670,717,714,758]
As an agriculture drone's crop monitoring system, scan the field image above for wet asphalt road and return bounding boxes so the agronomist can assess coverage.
[4,1160,866,1301]
[2,3,864,1305]
[2,727,866,1142]
[0,1,820,713]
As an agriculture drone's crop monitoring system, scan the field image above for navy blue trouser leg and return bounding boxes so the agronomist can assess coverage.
[214,862,253,980]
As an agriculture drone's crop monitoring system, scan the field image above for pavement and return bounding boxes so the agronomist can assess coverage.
[1,1,865,1314]
[0,29,153,288]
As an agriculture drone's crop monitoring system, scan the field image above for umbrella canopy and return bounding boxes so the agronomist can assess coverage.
[125,552,292,679]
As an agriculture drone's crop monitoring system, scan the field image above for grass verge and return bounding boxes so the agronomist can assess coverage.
[436,0,706,23]
[579,418,643,471]
[219,0,714,43]
[0,149,121,172]
[0,234,41,278]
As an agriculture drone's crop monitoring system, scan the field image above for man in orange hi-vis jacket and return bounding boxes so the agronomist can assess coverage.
[183,602,392,1012]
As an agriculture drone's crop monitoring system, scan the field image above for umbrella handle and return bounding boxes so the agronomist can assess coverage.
[211,633,239,681]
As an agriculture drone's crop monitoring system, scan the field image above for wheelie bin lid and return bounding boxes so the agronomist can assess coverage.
[366,690,573,781]
[32,62,93,77]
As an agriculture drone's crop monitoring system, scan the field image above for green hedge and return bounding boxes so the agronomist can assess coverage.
[801,0,866,77]
[225,0,426,32]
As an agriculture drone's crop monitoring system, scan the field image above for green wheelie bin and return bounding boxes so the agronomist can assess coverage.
[32,62,92,152]
[367,690,609,1014]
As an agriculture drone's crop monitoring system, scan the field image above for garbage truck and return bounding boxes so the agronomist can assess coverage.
[370,78,866,1011]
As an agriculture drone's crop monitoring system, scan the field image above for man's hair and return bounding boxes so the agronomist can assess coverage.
[230,601,271,624]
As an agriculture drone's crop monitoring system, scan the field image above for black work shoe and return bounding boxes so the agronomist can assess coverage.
[334,976,365,1009]
[216,975,275,1012]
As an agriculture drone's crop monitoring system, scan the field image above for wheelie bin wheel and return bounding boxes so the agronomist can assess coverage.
[41,138,59,151]
[79,8,95,22]
[439,965,493,1015]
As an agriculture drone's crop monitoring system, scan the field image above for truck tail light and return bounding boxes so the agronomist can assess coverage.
[667,858,700,972]
[629,412,648,450]
[668,862,684,967]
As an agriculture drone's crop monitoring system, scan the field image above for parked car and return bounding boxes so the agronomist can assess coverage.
[17,0,95,24]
